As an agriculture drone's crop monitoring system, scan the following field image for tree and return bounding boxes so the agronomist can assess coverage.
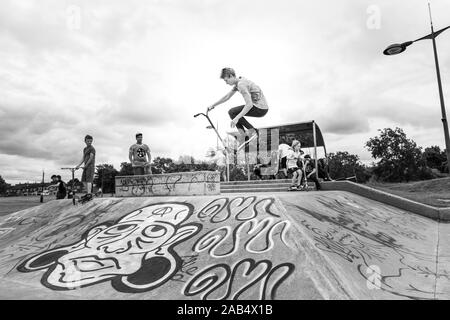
[0,175,7,194]
[119,162,134,176]
[365,127,431,182]
[94,164,119,193]
[152,157,176,173]
[327,152,371,183]
[422,146,447,172]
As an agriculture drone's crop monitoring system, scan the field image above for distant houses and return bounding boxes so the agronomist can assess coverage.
[5,181,83,197]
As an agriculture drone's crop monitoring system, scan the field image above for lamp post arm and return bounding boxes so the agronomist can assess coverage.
[414,25,450,42]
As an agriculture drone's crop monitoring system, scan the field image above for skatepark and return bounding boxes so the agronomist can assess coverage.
[1,171,450,300]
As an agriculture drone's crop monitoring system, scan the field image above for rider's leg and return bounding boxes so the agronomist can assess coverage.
[82,166,94,194]
[86,182,92,194]
[229,105,267,131]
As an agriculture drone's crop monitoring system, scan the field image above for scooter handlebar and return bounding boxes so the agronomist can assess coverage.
[194,111,209,118]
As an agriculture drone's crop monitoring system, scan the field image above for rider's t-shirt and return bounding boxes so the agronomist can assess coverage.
[232,77,268,110]
[129,143,150,167]
[83,145,96,168]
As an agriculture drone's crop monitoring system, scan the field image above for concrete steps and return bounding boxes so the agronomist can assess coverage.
[221,179,313,193]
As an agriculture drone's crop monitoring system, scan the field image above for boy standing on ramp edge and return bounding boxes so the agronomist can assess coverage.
[75,134,96,196]
[208,68,269,148]
[129,133,152,175]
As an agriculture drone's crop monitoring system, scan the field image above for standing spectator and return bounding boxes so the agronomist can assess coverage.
[75,134,96,195]
[129,133,152,175]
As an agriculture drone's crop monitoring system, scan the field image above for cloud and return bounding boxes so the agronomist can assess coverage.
[2,0,450,183]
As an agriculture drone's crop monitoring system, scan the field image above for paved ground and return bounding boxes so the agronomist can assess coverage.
[0,191,449,299]
[0,196,46,217]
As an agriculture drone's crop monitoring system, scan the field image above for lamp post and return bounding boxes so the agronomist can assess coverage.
[383,3,450,174]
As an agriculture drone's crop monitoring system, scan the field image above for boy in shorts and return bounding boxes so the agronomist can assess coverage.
[129,133,152,175]
[75,134,96,195]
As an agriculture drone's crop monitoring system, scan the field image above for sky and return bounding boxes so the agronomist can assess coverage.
[1,0,450,184]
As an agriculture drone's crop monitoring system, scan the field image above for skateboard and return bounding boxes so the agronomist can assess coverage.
[288,184,309,191]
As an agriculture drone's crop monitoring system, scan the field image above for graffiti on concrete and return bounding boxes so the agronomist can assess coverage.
[8,196,295,299]
[17,202,201,293]
[0,200,127,275]
[286,194,438,300]
[116,172,220,197]
[184,196,294,300]
[198,197,280,223]
[183,258,294,300]
[0,228,15,239]
[193,217,290,258]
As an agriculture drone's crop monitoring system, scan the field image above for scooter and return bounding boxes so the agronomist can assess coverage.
[194,109,230,181]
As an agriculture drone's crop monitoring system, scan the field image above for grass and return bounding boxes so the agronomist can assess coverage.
[366,177,450,208]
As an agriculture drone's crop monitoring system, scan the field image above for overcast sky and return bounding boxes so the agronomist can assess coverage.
[1,0,450,184]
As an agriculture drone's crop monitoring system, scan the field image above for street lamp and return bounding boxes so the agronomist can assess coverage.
[383,4,450,173]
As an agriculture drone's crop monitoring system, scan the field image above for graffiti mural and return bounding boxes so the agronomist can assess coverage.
[282,193,440,300]
[115,171,220,197]
[181,196,295,300]
[17,202,201,293]
[183,259,294,300]
[6,196,298,299]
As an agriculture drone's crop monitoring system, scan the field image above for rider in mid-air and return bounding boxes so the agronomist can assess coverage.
[208,68,269,148]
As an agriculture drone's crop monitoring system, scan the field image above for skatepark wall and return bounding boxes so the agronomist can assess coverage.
[115,171,220,197]
[321,181,450,221]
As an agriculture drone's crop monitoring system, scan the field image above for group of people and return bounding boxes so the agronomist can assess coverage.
[278,139,330,191]
[50,67,329,198]
[253,139,332,190]
[49,132,152,200]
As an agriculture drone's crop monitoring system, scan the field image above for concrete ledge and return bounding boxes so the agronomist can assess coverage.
[322,181,450,221]
[115,171,220,197]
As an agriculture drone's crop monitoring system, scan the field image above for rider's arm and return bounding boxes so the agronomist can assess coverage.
[146,147,151,164]
[233,87,253,120]
[129,147,133,164]
[76,155,84,169]
[210,89,237,109]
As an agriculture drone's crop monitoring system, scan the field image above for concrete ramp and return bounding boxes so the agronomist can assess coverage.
[0,195,343,300]
[1,191,449,300]
[279,191,450,300]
